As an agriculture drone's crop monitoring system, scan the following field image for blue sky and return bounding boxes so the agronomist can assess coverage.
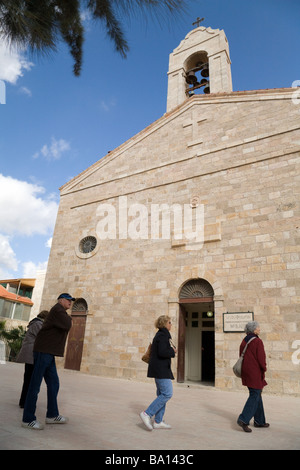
[0,0,299,279]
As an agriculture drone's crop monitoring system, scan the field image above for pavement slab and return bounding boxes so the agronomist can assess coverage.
[0,362,299,451]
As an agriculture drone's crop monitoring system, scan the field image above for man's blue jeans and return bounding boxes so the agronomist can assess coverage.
[22,352,60,423]
[145,378,173,424]
[238,387,266,425]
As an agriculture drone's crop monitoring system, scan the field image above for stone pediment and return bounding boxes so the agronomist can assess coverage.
[173,26,220,55]
[60,88,299,206]
[60,97,195,196]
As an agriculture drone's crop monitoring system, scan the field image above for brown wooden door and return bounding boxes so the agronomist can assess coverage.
[64,312,87,371]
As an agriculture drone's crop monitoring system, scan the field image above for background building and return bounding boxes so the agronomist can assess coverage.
[0,270,46,327]
[0,279,34,326]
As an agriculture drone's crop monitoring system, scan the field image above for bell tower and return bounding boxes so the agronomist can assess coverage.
[166,25,232,112]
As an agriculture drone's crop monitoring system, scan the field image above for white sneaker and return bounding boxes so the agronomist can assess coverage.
[45,415,68,424]
[153,420,172,429]
[22,420,44,430]
[140,411,153,430]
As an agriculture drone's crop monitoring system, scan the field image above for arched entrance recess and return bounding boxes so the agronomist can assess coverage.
[177,279,215,384]
[65,298,88,371]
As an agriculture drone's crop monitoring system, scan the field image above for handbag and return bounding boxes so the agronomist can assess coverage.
[233,336,256,378]
[141,343,152,363]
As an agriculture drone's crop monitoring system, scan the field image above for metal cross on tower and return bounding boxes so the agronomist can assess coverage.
[192,17,204,28]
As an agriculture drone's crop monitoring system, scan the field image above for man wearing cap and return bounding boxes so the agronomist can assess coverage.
[22,293,74,430]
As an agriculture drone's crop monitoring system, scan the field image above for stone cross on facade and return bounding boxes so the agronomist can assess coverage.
[183,108,207,149]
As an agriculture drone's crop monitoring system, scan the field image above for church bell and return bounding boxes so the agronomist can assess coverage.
[185,71,198,85]
[201,64,209,77]
[185,62,210,96]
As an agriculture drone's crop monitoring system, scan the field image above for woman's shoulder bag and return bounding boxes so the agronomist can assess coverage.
[141,343,152,364]
[233,336,257,378]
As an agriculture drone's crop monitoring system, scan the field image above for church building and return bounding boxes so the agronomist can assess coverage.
[41,25,300,396]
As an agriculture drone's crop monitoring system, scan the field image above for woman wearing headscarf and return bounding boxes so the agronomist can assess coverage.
[140,315,176,430]
[237,321,269,432]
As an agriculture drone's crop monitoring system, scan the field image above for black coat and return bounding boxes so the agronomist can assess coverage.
[34,303,72,357]
[147,328,175,379]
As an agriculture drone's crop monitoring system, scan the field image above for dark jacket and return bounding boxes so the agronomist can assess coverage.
[240,334,267,389]
[147,328,175,379]
[16,318,44,364]
[34,303,72,357]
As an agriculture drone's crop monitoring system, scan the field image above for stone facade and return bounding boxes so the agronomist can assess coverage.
[41,27,300,396]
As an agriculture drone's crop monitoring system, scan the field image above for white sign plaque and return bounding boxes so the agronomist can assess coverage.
[223,312,254,333]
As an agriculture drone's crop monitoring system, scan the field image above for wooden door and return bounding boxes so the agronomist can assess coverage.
[64,312,87,371]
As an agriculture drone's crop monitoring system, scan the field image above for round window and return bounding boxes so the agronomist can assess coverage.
[79,236,97,254]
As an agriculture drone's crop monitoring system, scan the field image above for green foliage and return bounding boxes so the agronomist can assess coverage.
[0,320,6,340]
[0,323,26,360]
[0,0,187,75]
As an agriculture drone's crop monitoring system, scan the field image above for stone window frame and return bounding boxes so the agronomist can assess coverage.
[75,232,100,259]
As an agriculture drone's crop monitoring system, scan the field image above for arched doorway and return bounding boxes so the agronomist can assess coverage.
[177,279,215,384]
[65,298,88,371]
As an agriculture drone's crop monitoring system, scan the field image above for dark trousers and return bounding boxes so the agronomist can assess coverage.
[19,363,34,408]
[22,352,60,423]
[238,387,266,425]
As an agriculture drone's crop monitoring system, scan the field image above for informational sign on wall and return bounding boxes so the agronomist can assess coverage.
[223,312,254,333]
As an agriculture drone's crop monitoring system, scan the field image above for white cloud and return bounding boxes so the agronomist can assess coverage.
[0,234,18,277]
[0,43,34,84]
[22,260,48,278]
[100,98,117,112]
[19,86,32,97]
[33,137,71,161]
[0,174,58,236]
[80,9,92,24]
[45,237,52,248]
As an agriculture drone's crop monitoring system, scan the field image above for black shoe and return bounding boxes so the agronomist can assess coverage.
[254,421,270,428]
[237,420,252,433]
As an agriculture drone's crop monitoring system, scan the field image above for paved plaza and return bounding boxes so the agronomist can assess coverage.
[0,362,299,451]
